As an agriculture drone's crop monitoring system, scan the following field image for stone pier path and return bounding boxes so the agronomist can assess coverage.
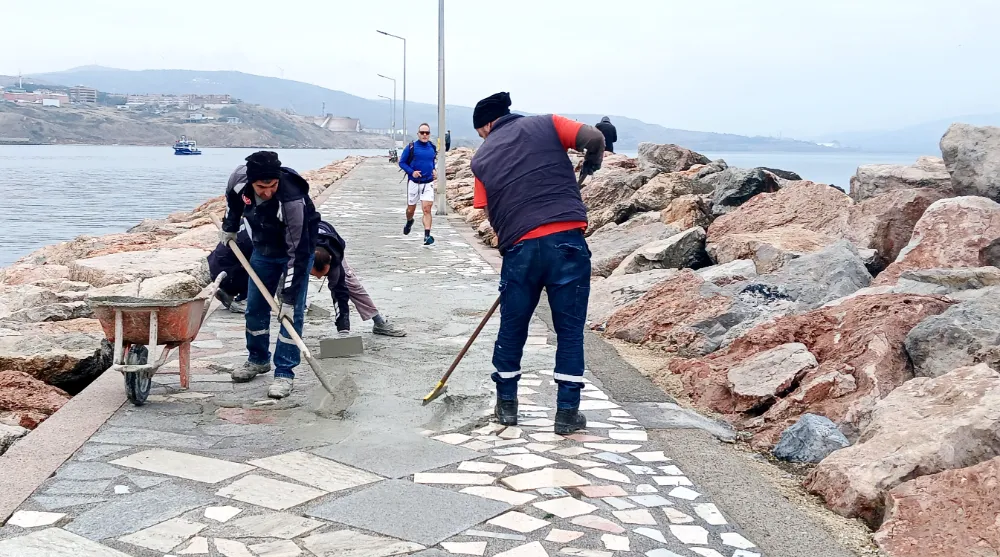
[0,159,780,557]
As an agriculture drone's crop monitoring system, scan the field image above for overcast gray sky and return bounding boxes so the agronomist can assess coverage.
[2,0,997,137]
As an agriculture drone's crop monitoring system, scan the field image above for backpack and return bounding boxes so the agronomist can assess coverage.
[406,140,437,167]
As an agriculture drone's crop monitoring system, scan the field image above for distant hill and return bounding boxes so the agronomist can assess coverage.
[820,114,1000,153]
[27,67,833,152]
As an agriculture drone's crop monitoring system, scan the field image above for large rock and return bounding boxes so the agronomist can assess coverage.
[581,171,640,217]
[0,319,113,394]
[940,123,1000,201]
[69,247,211,288]
[753,240,872,309]
[905,295,1000,378]
[0,369,71,429]
[707,226,841,274]
[17,231,176,266]
[727,343,818,412]
[162,224,218,250]
[708,168,782,216]
[637,143,710,173]
[588,213,680,277]
[844,188,948,272]
[0,264,70,286]
[667,293,953,448]
[87,272,205,301]
[849,156,954,202]
[5,301,92,323]
[805,364,1000,527]
[623,172,714,218]
[612,227,709,275]
[588,269,680,327]
[875,196,1000,285]
[0,424,29,456]
[980,237,1000,267]
[694,259,757,285]
[875,456,1000,557]
[896,267,1000,296]
[660,194,713,230]
[772,414,851,464]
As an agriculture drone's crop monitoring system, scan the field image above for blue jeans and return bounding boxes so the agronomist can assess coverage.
[245,252,314,379]
[493,229,591,410]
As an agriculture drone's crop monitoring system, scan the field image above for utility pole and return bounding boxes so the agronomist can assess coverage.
[377,31,406,143]
[377,74,397,141]
[435,0,447,215]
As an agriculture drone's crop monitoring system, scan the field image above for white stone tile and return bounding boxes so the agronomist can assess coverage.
[474,424,506,435]
[603,497,636,510]
[204,506,243,523]
[301,529,424,557]
[525,443,556,452]
[584,468,631,483]
[230,512,324,539]
[601,534,629,551]
[532,497,598,518]
[612,509,656,525]
[663,508,695,524]
[520,380,543,387]
[608,430,648,441]
[582,391,610,400]
[689,550,725,557]
[0,528,133,556]
[584,443,642,453]
[537,487,571,497]
[559,550,611,557]
[607,417,638,423]
[721,532,756,549]
[463,529,526,541]
[583,421,617,428]
[413,472,495,485]
[111,449,255,484]
[499,427,524,439]
[562,458,607,468]
[592,452,631,464]
[570,515,625,534]
[114,485,130,494]
[494,541,549,557]
[609,409,630,417]
[545,529,584,543]
[530,433,564,443]
[520,418,555,427]
[669,524,709,545]
[215,538,255,557]
[178,536,209,554]
[635,484,658,493]
[487,511,550,533]
[625,465,657,475]
[247,539,302,557]
[634,527,667,543]
[549,446,592,456]
[631,451,670,462]
[6,511,64,528]
[119,518,206,552]
[216,475,327,510]
[495,447,531,455]
[442,541,488,555]
[693,503,728,525]
[520,388,539,395]
[496,454,558,469]
[653,476,693,486]
[501,468,590,491]
[659,465,684,475]
[249,451,382,493]
[169,392,213,400]
[577,400,620,410]
[459,460,507,473]
[461,486,538,506]
[519,405,552,412]
[462,440,494,451]
[434,433,474,445]
[495,439,528,447]
[630,494,672,507]
[668,486,701,501]
[732,552,762,557]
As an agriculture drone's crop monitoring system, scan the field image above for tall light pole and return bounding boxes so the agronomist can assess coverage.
[377,95,393,137]
[376,30,406,143]
[377,74,396,142]
[435,0,447,215]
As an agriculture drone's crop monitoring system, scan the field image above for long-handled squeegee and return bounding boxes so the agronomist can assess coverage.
[422,296,501,405]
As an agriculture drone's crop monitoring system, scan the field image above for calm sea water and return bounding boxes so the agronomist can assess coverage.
[0,145,386,267]
[0,146,931,267]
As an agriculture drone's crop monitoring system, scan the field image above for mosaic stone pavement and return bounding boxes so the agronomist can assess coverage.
[0,160,763,557]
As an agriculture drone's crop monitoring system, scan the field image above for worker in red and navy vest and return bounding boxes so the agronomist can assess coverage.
[470,92,605,435]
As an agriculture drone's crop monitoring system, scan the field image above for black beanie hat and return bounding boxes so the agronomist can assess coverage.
[245,151,282,184]
[473,92,512,129]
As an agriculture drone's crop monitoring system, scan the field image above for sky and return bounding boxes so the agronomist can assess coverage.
[2,0,999,138]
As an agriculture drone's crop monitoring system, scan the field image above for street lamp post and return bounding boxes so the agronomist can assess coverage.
[377,95,393,138]
[376,30,406,143]
[377,74,396,142]
[435,0,447,216]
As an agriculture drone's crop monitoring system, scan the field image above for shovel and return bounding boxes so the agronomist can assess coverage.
[422,296,501,405]
[210,215,339,408]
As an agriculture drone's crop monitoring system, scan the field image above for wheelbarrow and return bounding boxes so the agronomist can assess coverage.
[89,274,226,405]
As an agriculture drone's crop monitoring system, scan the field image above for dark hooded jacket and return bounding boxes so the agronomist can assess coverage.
[595,117,617,153]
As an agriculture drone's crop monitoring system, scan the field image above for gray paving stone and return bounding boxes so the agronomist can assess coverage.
[622,402,736,442]
[199,424,283,437]
[106,412,200,431]
[89,427,219,449]
[306,479,509,546]
[130,476,171,489]
[75,443,132,462]
[64,483,214,540]
[311,430,481,478]
[56,462,126,481]
[31,495,109,510]
[44,480,112,495]
[413,551,452,557]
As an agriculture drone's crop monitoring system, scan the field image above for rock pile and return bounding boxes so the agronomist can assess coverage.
[445,127,1000,555]
[0,156,363,453]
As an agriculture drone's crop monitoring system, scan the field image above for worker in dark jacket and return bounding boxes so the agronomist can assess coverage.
[398,123,438,245]
[207,226,253,313]
[220,152,320,399]
[470,92,605,435]
[595,116,617,154]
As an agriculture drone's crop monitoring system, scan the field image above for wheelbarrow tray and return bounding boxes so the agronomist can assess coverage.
[89,295,209,346]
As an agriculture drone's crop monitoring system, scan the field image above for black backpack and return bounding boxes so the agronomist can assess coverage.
[406,140,437,167]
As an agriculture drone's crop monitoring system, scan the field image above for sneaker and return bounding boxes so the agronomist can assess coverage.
[268,377,294,399]
[554,408,587,435]
[372,319,406,337]
[494,399,518,426]
[423,235,435,246]
[403,219,414,235]
[338,330,351,337]
[228,299,247,314]
[232,361,270,383]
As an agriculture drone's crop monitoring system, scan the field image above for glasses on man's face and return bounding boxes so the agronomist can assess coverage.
[418,131,430,135]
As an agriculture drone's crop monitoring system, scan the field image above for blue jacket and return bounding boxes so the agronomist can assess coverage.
[399,140,436,183]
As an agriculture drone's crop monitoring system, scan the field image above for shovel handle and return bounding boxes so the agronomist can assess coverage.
[438,296,501,386]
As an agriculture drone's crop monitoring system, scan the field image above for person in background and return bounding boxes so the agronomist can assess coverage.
[220,152,320,399]
[470,92,605,435]
[398,123,438,245]
[595,116,617,154]
[445,129,452,152]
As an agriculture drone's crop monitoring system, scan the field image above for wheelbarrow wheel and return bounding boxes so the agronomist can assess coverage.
[124,345,151,406]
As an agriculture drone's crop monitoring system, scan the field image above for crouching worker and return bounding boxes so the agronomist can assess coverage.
[470,92,605,435]
[310,220,406,337]
[220,152,320,399]
[207,226,253,313]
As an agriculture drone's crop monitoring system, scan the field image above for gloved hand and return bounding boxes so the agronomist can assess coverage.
[277,303,295,325]
[219,230,237,246]
[581,160,601,178]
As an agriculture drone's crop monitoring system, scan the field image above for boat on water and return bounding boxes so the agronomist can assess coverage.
[173,136,202,155]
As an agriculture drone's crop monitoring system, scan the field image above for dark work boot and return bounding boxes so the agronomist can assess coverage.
[494,399,518,426]
[554,409,587,435]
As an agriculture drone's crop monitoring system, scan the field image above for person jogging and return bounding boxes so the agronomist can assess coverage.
[470,92,605,435]
[398,123,438,245]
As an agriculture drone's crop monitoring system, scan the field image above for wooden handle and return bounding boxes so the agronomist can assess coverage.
[438,296,500,384]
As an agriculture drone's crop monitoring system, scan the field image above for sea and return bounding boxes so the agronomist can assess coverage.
[0,146,929,267]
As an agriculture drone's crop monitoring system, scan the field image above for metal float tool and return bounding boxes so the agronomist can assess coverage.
[422,296,501,405]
